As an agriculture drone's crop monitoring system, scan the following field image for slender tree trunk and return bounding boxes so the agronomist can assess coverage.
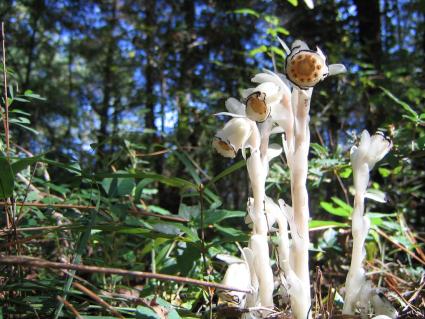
[354,0,383,132]
[354,0,382,70]
[24,0,45,88]
[144,0,156,131]
[96,0,117,167]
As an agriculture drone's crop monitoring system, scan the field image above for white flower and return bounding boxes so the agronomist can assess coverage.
[284,39,346,90]
[351,130,392,171]
[241,81,283,122]
[212,117,253,158]
[219,261,251,307]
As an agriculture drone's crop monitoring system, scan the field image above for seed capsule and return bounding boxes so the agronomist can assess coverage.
[285,50,327,89]
[246,92,270,122]
[212,137,236,158]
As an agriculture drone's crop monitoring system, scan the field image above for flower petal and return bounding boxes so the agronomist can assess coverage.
[303,0,314,9]
[214,112,246,118]
[213,118,253,157]
[225,97,246,115]
[365,189,387,203]
[291,39,309,53]
[277,36,291,55]
[328,64,347,76]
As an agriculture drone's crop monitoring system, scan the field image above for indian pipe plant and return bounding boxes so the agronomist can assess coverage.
[213,39,397,319]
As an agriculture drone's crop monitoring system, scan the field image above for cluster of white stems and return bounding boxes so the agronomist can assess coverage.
[213,39,395,319]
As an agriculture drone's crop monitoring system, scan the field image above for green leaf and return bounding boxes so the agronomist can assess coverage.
[102,176,135,197]
[249,45,268,57]
[233,8,260,18]
[309,220,348,230]
[95,172,196,189]
[276,27,290,35]
[11,155,82,176]
[320,201,350,217]
[310,143,329,158]
[339,167,352,178]
[331,197,353,212]
[208,160,245,186]
[152,297,182,319]
[24,90,46,101]
[134,178,155,202]
[204,209,245,225]
[174,151,201,184]
[378,167,391,178]
[136,306,160,319]
[12,97,30,103]
[270,46,285,58]
[0,157,14,198]
[380,86,418,119]
[287,0,298,6]
[264,15,280,26]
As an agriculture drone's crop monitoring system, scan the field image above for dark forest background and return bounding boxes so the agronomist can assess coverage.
[0,0,424,318]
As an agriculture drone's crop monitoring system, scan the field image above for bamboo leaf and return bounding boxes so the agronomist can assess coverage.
[0,157,14,198]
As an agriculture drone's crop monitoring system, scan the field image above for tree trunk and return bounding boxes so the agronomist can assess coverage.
[354,0,382,70]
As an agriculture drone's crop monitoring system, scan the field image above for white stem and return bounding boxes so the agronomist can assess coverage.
[288,88,312,319]
[250,234,274,307]
[343,178,369,314]
[246,140,274,308]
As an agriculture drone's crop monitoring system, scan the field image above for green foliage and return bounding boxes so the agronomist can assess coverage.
[1,0,424,318]
[0,157,14,198]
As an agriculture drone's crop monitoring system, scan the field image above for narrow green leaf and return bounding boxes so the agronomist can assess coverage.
[136,306,160,319]
[249,45,268,57]
[380,86,418,119]
[331,197,353,212]
[174,151,201,184]
[0,157,14,198]
[276,26,290,35]
[320,201,350,217]
[204,209,245,225]
[95,172,196,189]
[270,46,285,58]
[208,160,245,186]
[309,220,348,230]
[233,8,260,18]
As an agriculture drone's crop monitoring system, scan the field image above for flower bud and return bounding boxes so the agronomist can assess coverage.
[213,118,252,158]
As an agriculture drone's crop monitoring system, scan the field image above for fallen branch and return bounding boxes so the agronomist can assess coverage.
[375,228,425,266]
[56,296,83,319]
[72,282,125,319]
[0,255,250,293]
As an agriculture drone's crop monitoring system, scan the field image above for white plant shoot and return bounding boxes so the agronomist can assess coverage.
[343,130,392,316]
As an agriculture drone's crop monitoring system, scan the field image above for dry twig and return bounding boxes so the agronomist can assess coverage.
[0,255,250,293]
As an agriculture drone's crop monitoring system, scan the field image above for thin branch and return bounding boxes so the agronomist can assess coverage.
[375,228,425,266]
[56,296,83,319]
[0,201,96,210]
[72,282,125,319]
[0,255,250,293]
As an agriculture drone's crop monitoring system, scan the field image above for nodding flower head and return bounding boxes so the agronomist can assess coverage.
[283,39,346,90]
[212,117,253,158]
[242,82,282,122]
[351,130,392,171]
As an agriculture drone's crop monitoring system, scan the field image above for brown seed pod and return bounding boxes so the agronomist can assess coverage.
[285,50,327,89]
[212,137,236,158]
[245,92,270,122]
